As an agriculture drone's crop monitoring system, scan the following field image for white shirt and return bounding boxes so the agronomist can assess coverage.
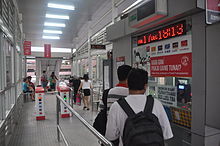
[81,80,91,89]
[105,94,173,146]
[107,87,129,111]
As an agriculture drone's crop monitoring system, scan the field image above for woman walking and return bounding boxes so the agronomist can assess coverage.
[78,74,92,110]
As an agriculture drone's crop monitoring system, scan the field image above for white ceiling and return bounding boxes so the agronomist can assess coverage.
[17,0,106,48]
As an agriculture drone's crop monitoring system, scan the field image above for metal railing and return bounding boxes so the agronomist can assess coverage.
[56,94,113,146]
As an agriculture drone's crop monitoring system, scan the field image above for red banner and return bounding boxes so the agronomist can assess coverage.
[150,53,192,77]
[44,44,51,58]
[23,41,31,55]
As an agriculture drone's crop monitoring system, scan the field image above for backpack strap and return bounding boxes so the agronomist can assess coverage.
[144,95,154,113]
[117,98,135,117]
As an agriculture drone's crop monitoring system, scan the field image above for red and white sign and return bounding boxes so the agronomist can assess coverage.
[23,41,31,55]
[44,44,51,58]
[206,0,220,24]
[150,53,192,77]
[116,56,125,69]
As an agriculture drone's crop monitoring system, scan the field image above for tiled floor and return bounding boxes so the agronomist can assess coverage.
[9,94,99,146]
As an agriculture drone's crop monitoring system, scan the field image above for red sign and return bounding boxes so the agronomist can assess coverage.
[23,41,31,55]
[44,44,51,58]
[206,0,220,24]
[116,56,125,62]
[150,53,192,77]
[137,21,186,46]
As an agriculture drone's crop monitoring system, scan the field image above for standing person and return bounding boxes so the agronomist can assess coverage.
[93,65,132,138]
[49,72,58,91]
[105,65,132,112]
[78,74,92,110]
[41,71,48,92]
[105,68,173,146]
[72,76,81,104]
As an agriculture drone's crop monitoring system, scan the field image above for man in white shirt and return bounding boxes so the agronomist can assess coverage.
[106,65,132,112]
[105,68,173,146]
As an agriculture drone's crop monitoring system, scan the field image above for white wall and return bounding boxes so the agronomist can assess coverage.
[112,35,132,85]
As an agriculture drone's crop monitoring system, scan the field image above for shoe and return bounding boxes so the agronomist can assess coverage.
[83,107,87,110]
[87,108,90,110]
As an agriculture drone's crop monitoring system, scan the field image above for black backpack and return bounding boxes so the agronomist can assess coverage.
[117,95,164,146]
[93,89,110,135]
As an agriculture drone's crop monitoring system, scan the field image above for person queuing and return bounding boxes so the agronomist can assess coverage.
[41,71,48,92]
[105,68,173,146]
[69,76,81,104]
[49,72,58,91]
[78,74,92,110]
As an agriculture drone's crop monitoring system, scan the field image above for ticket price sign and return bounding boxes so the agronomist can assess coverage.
[57,86,70,118]
[35,87,45,120]
[157,85,177,107]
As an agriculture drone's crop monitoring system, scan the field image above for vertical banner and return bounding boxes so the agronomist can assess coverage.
[206,0,220,24]
[44,44,51,58]
[23,41,31,55]
[116,56,125,69]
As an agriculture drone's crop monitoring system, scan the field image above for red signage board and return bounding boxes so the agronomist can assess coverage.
[150,53,192,77]
[23,41,31,55]
[206,0,220,24]
[44,44,51,58]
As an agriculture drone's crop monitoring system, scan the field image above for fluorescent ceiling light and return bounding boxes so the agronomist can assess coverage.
[46,14,69,20]
[42,35,60,39]
[43,30,63,34]
[32,47,72,53]
[44,22,66,27]
[48,3,75,10]
[72,49,76,53]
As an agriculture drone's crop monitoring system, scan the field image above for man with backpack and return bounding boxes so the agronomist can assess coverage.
[105,68,173,146]
[93,65,132,139]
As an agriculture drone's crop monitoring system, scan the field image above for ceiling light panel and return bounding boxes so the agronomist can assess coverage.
[44,22,66,27]
[46,14,69,20]
[42,35,60,39]
[48,3,75,10]
[43,30,63,34]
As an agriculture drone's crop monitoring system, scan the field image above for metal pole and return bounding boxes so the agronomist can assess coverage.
[56,96,60,142]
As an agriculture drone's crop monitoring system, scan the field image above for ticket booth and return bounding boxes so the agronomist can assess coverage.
[57,86,70,118]
[35,87,45,120]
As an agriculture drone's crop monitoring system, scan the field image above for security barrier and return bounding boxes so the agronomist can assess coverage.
[57,86,70,118]
[35,87,45,120]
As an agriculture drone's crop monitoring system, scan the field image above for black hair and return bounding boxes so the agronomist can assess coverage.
[117,65,132,81]
[83,74,89,82]
[43,71,46,73]
[127,68,148,90]
[23,78,27,82]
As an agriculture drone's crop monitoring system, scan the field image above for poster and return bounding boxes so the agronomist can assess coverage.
[150,53,192,77]
[44,44,51,58]
[104,66,109,90]
[157,85,177,107]
[133,35,192,70]
[116,56,125,69]
[206,0,220,24]
[23,41,31,55]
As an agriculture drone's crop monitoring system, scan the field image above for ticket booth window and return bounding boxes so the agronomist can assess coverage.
[132,19,192,128]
